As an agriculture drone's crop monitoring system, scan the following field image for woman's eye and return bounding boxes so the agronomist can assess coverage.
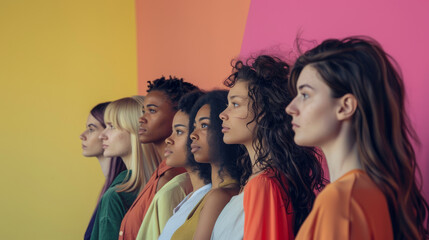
[89,128,94,132]
[149,109,156,113]
[301,93,309,99]
[176,130,183,135]
[233,103,239,107]
[201,123,208,128]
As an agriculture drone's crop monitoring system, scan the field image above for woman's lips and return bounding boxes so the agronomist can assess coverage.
[291,122,300,129]
[221,125,230,133]
[138,128,147,135]
[102,144,109,149]
[191,143,200,153]
[164,149,173,157]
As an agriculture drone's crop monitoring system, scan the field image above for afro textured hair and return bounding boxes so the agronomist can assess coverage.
[147,76,199,110]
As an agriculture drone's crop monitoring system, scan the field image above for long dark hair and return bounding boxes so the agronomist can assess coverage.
[178,91,212,184]
[289,36,429,240]
[187,90,244,183]
[225,55,326,234]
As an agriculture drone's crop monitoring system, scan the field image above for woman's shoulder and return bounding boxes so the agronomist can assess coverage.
[158,173,191,193]
[100,185,138,210]
[246,169,286,191]
[153,173,192,204]
[314,170,385,213]
[206,186,237,201]
[244,170,289,206]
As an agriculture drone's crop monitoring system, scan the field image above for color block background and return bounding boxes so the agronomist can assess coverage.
[237,0,429,200]
[0,0,427,239]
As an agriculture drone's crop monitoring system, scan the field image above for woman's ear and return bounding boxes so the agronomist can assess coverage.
[336,93,358,121]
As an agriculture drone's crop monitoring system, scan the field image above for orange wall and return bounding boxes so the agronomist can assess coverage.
[136,0,251,93]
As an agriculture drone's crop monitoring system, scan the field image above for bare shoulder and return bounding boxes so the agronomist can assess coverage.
[201,187,237,211]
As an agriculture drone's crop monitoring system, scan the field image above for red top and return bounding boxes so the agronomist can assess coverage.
[118,160,184,240]
[243,170,294,240]
[296,169,393,240]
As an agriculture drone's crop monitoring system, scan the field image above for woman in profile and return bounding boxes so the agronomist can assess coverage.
[80,102,126,240]
[90,96,161,240]
[137,91,211,240]
[214,55,325,240]
[286,37,429,239]
[171,90,244,240]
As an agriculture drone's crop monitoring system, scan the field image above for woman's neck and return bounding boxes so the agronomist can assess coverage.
[96,156,111,178]
[244,142,263,178]
[185,167,206,191]
[121,154,132,170]
[321,123,362,182]
[210,164,233,188]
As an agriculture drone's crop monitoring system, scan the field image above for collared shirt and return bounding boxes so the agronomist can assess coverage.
[159,183,212,240]
[118,160,185,240]
[136,173,193,240]
[90,170,137,240]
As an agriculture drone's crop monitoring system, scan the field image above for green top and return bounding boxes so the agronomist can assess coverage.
[90,170,138,240]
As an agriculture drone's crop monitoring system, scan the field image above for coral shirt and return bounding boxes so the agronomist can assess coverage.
[243,170,294,240]
[296,169,393,240]
[118,160,184,240]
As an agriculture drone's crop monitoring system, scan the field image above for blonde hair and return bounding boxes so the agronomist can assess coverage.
[104,96,161,193]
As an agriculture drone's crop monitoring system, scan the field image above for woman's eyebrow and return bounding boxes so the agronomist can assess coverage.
[229,95,246,100]
[298,84,314,90]
[198,117,210,122]
[145,104,158,108]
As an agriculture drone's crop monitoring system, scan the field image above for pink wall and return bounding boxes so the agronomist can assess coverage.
[240,0,429,197]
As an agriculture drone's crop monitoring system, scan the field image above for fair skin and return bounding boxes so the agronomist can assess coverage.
[138,90,183,191]
[219,80,261,176]
[80,114,111,178]
[190,104,239,240]
[165,110,206,191]
[285,65,361,182]
[99,122,132,170]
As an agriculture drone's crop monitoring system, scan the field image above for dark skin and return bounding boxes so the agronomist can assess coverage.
[138,90,184,192]
[190,104,240,240]
[164,111,206,191]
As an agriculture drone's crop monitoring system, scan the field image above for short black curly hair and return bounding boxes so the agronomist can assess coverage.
[147,76,199,110]
[177,91,212,184]
[187,90,244,184]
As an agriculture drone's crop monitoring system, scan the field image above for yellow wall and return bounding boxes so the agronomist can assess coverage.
[0,1,137,239]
